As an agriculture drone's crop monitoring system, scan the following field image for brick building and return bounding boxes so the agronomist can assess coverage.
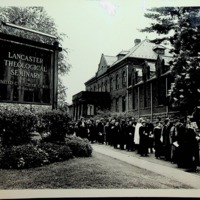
[72,39,178,121]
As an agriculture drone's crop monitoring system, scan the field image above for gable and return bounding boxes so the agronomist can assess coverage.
[97,54,108,77]
[96,54,117,77]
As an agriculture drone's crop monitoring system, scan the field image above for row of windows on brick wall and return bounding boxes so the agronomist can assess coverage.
[88,79,127,92]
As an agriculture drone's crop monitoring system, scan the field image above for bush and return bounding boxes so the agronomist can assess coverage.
[65,136,92,157]
[0,136,93,169]
[37,110,70,142]
[0,109,38,146]
[0,144,49,169]
[40,142,73,162]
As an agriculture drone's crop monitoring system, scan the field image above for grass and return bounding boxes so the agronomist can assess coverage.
[0,152,192,189]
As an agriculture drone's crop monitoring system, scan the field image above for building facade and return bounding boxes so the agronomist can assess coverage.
[72,39,178,121]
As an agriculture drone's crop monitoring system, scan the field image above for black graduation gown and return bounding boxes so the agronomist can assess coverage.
[154,126,163,158]
[126,125,135,150]
[139,126,149,156]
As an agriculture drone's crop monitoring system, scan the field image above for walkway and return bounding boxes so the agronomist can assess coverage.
[92,143,200,189]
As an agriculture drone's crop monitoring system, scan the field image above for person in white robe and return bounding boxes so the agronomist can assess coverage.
[134,118,143,153]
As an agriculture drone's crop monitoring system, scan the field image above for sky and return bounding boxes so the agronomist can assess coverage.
[0,0,199,104]
[45,0,158,104]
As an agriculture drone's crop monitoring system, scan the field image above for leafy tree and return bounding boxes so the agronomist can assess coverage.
[0,7,70,105]
[141,7,200,115]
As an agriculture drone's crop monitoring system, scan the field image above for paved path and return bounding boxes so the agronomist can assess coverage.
[92,144,200,189]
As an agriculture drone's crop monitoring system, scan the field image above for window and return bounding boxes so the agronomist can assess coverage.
[122,71,126,87]
[98,84,100,92]
[116,74,119,90]
[122,96,126,112]
[94,85,96,91]
[110,77,113,91]
[105,80,108,92]
[101,82,104,92]
[90,105,93,115]
[116,98,119,112]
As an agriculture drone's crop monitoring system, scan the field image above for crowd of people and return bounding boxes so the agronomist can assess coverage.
[68,116,200,172]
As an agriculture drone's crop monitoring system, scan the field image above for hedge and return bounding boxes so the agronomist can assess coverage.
[65,136,93,157]
[39,142,73,162]
[0,107,93,169]
[0,109,37,146]
[0,108,71,146]
[0,136,93,169]
[0,144,49,169]
[36,110,70,142]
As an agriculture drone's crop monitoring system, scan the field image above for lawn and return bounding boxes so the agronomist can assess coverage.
[0,152,191,189]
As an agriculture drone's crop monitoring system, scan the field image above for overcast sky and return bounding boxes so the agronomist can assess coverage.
[1,0,199,104]
[46,0,157,104]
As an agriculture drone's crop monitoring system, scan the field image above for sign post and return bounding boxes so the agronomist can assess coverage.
[52,40,59,110]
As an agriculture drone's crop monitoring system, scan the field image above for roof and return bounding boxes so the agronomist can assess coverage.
[104,55,117,66]
[84,75,96,85]
[111,39,172,67]
[117,50,129,55]
[152,44,166,50]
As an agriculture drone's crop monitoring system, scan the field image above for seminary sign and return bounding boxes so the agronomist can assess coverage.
[0,33,61,107]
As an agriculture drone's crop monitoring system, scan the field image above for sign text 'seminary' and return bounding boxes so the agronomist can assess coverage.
[4,52,47,79]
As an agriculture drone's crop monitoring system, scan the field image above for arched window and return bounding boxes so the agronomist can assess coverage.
[116,74,119,90]
[122,71,126,87]
[122,96,126,112]
[116,98,119,112]
[110,77,113,91]
[105,80,108,92]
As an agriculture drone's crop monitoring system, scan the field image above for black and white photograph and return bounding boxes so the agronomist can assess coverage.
[0,0,200,198]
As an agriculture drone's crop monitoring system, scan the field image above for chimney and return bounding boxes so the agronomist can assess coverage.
[134,39,141,46]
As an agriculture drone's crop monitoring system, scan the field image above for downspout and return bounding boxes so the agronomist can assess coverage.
[126,65,129,112]
[150,82,153,122]
[138,86,140,118]
[166,76,168,116]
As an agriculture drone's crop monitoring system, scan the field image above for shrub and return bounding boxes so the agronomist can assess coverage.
[0,136,92,169]
[0,144,49,169]
[37,110,70,142]
[0,109,38,146]
[65,136,93,157]
[40,142,73,162]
